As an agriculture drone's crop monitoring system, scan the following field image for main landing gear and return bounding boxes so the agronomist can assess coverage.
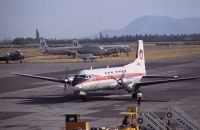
[132,91,143,106]
[132,92,137,99]
[132,91,143,99]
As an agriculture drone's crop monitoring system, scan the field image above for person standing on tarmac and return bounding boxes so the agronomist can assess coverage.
[137,92,143,106]
[122,116,129,127]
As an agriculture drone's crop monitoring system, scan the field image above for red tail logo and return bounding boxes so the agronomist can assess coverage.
[139,50,143,60]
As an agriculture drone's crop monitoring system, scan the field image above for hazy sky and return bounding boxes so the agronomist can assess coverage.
[0,0,200,40]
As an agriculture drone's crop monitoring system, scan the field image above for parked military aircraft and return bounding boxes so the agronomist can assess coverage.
[40,39,80,55]
[100,44,130,56]
[40,39,130,57]
[13,40,200,102]
[75,51,96,62]
[0,50,25,63]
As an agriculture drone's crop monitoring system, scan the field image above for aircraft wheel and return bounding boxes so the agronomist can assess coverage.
[81,95,88,102]
[20,60,22,63]
[6,60,9,64]
[132,93,137,99]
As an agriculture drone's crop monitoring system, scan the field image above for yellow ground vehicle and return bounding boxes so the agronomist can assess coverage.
[117,107,140,130]
[65,114,90,130]
[65,106,140,130]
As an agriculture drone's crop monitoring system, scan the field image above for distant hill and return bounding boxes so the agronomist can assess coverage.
[91,15,200,38]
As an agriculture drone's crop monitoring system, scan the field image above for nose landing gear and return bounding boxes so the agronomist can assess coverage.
[80,95,88,102]
[79,91,88,102]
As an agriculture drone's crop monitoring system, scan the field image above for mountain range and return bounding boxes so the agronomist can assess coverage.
[91,15,200,38]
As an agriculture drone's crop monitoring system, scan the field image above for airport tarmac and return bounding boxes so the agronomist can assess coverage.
[0,55,200,130]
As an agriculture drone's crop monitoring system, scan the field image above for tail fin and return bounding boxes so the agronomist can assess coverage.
[74,50,79,57]
[40,39,48,52]
[73,39,81,47]
[136,40,145,62]
[125,40,146,74]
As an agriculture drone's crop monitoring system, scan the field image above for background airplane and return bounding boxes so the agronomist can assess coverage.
[13,40,200,102]
[77,43,130,57]
[75,51,96,62]
[100,45,130,56]
[40,39,80,55]
[40,39,130,57]
[0,50,25,64]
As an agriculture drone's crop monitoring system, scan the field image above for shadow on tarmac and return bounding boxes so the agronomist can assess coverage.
[0,93,168,104]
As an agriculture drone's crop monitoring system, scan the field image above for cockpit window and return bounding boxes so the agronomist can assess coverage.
[75,75,78,78]
[79,75,86,78]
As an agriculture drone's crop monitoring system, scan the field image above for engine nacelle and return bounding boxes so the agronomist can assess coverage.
[65,75,74,84]
[122,77,133,84]
[121,77,135,92]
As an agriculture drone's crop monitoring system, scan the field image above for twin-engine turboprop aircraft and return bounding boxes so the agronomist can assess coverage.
[13,40,200,101]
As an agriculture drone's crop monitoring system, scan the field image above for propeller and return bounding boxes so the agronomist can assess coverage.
[64,82,67,96]
[110,74,126,88]
[110,74,137,93]
[63,74,74,96]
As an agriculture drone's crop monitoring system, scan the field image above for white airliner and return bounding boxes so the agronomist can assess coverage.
[13,40,200,101]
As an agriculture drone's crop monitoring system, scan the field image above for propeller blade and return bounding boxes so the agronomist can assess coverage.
[64,83,67,96]
[110,74,126,87]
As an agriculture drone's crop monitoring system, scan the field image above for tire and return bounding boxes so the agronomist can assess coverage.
[81,95,88,102]
[132,93,137,99]
[166,112,172,118]
[137,118,143,124]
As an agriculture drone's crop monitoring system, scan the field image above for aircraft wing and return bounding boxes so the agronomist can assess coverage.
[143,75,178,78]
[0,56,8,61]
[135,76,200,90]
[12,72,66,84]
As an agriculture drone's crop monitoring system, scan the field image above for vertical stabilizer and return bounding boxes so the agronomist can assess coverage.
[125,40,146,74]
[135,40,146,74]
[40,39,48,52]
[73,39,81,47]
[136,40,145,62]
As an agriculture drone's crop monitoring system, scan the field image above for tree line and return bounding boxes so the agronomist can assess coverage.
[2,33,200,45]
